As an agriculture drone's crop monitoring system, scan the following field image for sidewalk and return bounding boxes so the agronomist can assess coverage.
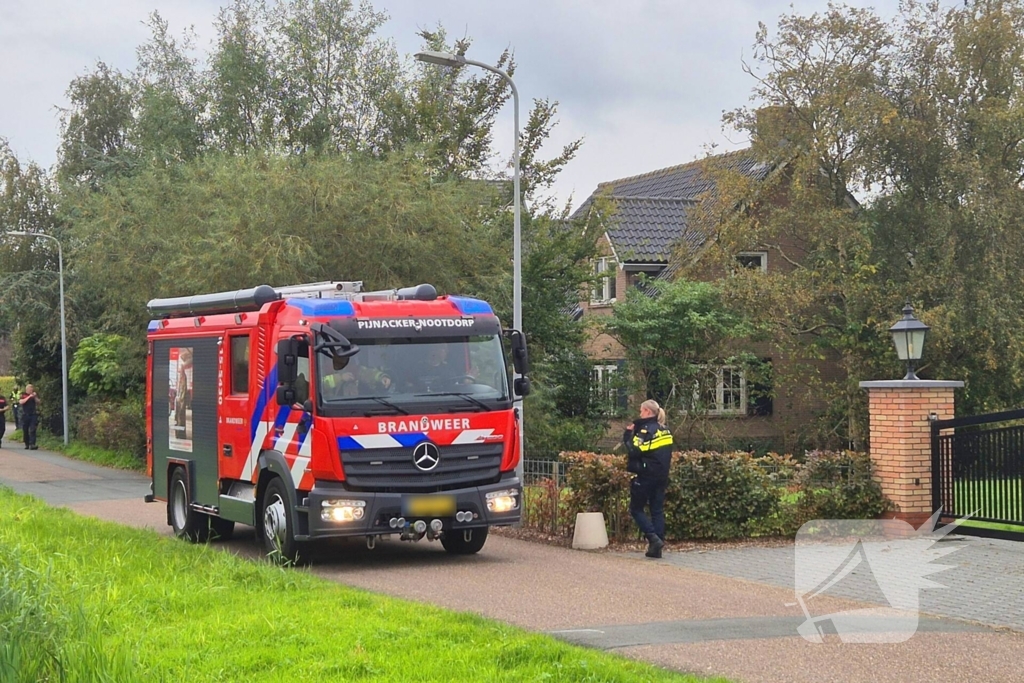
[2,443,1023,683]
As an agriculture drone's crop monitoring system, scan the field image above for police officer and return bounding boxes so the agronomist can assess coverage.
[624,399,673,558]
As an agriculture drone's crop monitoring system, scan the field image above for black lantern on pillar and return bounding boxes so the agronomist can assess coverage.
[889,303,929,380]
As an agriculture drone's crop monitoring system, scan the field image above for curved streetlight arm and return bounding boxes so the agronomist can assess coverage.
[4,231,69,446]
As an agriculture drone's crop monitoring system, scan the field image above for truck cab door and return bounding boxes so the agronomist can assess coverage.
[219,333,253,481]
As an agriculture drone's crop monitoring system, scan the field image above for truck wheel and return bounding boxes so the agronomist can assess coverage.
[441,526,488,555]
[208,516,235,541]
[260,477,301,563]
[169,467,209,542]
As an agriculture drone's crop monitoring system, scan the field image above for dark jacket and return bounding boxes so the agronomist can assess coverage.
[623,416,673,481]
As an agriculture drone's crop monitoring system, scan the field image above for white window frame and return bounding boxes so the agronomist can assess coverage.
[691,364,748,416]
[592,363,619,414]
[591,257,617,304]
[736,251,768,273]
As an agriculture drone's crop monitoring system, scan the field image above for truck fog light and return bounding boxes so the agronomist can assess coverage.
[485,489,520,513]
[320,499,366,522]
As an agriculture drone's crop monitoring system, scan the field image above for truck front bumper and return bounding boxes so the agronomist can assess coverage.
[303,473,522,540]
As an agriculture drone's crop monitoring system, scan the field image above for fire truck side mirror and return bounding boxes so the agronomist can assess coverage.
[277,339,300,384]
[276,385,296,406]
[514,376,532,398]
[509,330,530,375]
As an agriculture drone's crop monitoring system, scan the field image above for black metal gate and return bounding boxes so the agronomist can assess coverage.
[931,408,1024,540]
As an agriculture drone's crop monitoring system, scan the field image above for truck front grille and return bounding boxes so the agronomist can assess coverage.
[341,443,504,492]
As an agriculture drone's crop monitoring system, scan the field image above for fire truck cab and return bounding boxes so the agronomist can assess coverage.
[145,281,529,561]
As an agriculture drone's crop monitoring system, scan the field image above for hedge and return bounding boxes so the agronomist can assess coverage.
[524,450,889,541]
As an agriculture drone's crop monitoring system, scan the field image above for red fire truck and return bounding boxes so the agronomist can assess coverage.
[145,281,529,561]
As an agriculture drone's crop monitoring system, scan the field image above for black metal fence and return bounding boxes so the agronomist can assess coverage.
[932,408,1024,539]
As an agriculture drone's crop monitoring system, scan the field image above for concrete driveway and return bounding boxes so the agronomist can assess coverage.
[2,444,1023,682]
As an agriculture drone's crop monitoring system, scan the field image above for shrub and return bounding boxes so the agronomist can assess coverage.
[664,451,781,540]
[69,333,142,399]
[793,450,890,524]
[550,448,889,542]
[71,396,146,462]
[522,478,574,537]
[561,452,634,539]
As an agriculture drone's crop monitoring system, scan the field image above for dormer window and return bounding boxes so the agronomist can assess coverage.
[591,257,617,304]
[736,251,768,272]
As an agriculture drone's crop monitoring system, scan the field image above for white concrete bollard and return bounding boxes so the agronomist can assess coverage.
[571,512,609,550]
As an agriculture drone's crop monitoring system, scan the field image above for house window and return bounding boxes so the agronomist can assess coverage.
[694,365,747,415]
[591,257,617,303]
[626,268,664,290]
[592,363,624,415]
[736,252,768,272]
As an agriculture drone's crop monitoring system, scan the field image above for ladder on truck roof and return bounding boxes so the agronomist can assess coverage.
[275,281,364,299]
[147,281,438,318]
[277,281,436,303]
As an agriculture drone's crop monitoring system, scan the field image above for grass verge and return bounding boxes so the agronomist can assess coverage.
[0,487,723,683]
[31,432,145,471]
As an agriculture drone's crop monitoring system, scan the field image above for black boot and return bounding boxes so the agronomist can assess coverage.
[645,533,664,558]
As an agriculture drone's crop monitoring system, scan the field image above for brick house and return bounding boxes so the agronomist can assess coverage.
[571,150,839,452]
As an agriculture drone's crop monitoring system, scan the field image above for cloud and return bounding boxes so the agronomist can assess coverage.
[1,0,902,207]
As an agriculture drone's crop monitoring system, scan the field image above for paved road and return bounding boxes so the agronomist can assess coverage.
[3,444,1023,682]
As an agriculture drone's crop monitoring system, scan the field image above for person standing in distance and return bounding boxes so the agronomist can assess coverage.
[0,392,8,448]
[19,385,41,450]
[624,399,673,558]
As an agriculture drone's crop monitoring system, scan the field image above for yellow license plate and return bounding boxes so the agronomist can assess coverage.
[403,495,456,517]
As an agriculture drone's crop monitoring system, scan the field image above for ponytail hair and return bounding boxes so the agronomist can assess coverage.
[641,399,666,426]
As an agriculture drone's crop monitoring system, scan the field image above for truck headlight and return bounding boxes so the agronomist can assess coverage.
[321,499,366,522]
[485,489,520,513]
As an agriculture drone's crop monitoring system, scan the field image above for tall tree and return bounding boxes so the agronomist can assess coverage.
[703,0,1024,446]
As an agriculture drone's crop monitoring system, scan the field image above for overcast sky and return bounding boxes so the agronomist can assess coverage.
[1,0,904,210]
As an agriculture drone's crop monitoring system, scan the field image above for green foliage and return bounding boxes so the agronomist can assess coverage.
[69,334,136,398]
[0,488,703,683]
[602,278,757,442]
[709,0,1024,445]
[561,452,634,539]
[37,432,143,472]
[552,448,887,541]
[794,450,890,524]
[68,150,505,337]
[664,451,780,540]
[0,547,137,682]
[522,379,605,460]
[70,397,146,463]
[522,479,575,537]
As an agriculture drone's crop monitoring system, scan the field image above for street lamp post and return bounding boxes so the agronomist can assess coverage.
[415,50,525,481]
[7,231,69,446]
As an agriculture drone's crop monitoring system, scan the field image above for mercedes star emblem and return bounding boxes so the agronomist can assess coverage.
[412,441,441,471]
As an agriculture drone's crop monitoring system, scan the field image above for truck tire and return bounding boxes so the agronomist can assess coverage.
[260,477,301,564]
[441,526,488,555]
[169,467,209,543]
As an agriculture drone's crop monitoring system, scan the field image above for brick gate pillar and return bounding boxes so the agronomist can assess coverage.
[858,380,964,529]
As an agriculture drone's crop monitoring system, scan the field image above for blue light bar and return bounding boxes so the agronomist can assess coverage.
[286,299,356,316]
[448,296,493,315]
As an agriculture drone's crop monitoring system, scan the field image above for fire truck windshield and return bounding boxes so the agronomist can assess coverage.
[316,334,510,415]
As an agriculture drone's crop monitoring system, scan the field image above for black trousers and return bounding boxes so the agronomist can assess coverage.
[22,414,38,447]
[629,476,667,538]
[0,417,5,445]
